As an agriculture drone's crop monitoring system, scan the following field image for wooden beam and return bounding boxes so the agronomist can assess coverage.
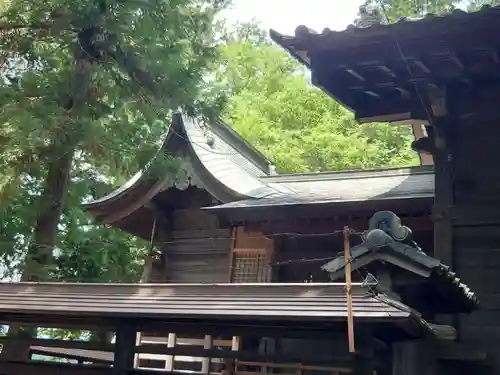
[0,337,114,352]
[448,204,500,226]
[412,124,434,166]
[0,360,109,375]
[136,320,351,340]
[249,216,433,235]
[436,341,487,361]
[309,28,500,68]
[30,345,113,363]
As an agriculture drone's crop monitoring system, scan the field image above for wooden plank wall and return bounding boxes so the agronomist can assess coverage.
[438,120,500,374]
[453,226,500,374]
[163,209,232,283]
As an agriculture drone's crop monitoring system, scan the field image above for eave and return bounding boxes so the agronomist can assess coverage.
[270,5,500,123]
[83,113,278,231]
[204,166,434,221]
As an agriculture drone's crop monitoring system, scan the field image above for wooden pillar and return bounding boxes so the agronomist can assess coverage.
[114,322,137,375]
[353,327,375,375]
[429,87,454,267]
[433,143,454,267]
[392,340,436,375]
[429,87,457,329]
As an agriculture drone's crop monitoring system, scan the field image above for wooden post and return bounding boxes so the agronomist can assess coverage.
[202,335,212,375]
[228,227,237,282]
[165,333,176,371]
[114,322,137,375]
[343,226,355,354]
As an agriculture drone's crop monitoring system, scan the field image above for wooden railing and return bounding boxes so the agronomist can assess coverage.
[0,335,355,375]
[135,333,241,374]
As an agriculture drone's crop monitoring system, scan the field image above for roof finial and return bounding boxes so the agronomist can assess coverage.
[268,163,277,175]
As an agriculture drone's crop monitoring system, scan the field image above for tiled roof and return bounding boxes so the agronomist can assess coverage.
[270,5,500,66]
[269,5,500,123]
[322,233,479,313]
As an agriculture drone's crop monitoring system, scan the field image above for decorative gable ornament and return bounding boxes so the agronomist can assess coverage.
[354,5,388,28]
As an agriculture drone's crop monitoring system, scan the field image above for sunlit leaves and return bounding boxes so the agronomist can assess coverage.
[220,24,419,173]
[0,0,229,281]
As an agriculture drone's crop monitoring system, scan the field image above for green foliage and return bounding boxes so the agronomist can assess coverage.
[363,0,458,21]
[0,0,229,281]
[362,0,500,21]
[218,23,419,173]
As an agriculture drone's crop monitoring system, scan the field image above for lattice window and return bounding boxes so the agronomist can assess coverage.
[232,251,270,283]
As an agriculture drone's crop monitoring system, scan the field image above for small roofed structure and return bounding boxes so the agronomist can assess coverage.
[322,211,478,317]
[0,282,436,375]
[270,5,500,124]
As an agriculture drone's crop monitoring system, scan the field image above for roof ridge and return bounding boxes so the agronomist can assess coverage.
[262,165,434,183]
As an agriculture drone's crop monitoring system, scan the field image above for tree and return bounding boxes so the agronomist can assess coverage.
[216,23,419,173]
[362,0,458,21]
[0,0,228,279]
[0,0,229,360]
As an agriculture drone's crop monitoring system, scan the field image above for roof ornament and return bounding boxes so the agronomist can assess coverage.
[369,211,410,242]
[354,5,388,29]
[366,211,426,255]
[268,163,277,175]
[362,272,378,286]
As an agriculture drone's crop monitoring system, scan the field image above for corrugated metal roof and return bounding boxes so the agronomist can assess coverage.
[0,282,410,321]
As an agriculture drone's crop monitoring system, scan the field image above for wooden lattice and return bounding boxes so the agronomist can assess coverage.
[232,251,269,283]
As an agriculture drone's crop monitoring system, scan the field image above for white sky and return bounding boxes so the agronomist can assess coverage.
[223,0,364,35]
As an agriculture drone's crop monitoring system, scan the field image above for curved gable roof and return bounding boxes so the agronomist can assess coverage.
[84,114,435,230]
[83,113,279,224]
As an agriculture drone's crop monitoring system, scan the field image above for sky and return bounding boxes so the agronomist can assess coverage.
[223,0,364,35]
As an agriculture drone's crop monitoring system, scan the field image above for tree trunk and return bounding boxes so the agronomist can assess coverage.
[23,141,76,282]
[0,140,77,361]
[1,49,91,362]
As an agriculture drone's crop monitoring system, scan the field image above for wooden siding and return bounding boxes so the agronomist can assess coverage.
[164,228,232,283]
[440,117,500,375]
[454,225,500,371]
[161,208,232,283]
[453,123,500,206]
